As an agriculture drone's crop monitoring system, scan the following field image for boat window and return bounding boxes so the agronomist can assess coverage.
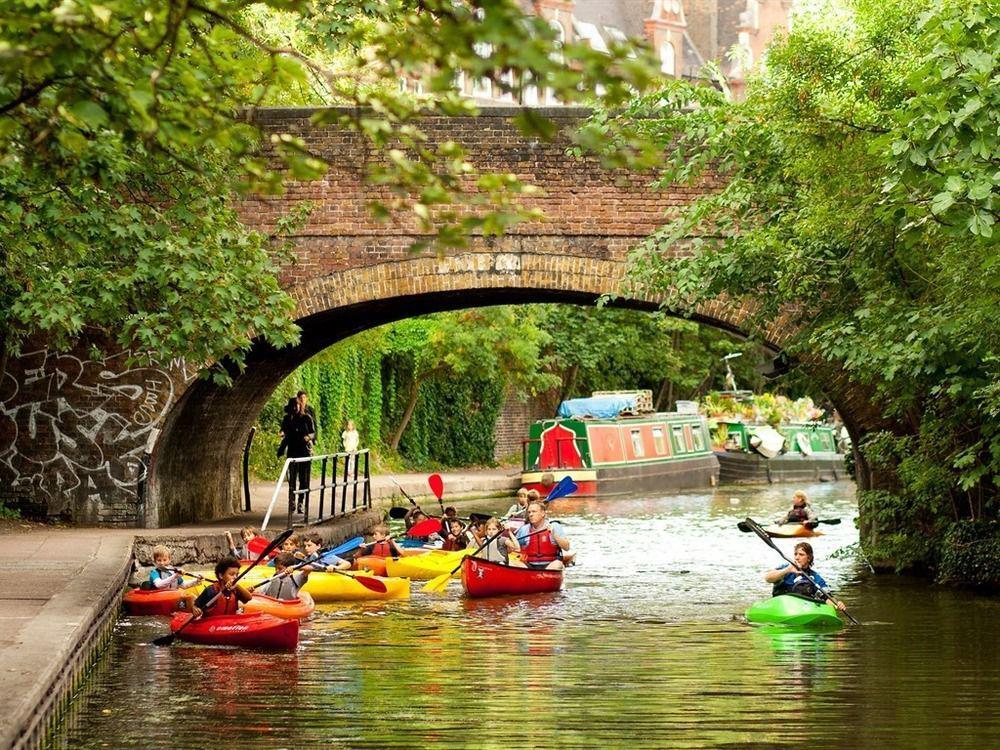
[652,427,666,454]
[672,426,686,453]
[630,429,644,457]
[692,428,705,451]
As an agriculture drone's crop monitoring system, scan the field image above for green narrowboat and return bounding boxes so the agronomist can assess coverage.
[712,420,846,484]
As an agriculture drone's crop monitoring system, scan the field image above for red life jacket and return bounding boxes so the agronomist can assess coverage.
[371,540,394,557]
[521,527,561,565]
[204,585,240,616]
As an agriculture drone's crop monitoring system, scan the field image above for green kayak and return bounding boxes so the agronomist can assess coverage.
[746,594,842,628]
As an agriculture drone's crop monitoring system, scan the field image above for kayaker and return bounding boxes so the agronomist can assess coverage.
[357,524,405,558]
[404,509,443,544]
[192,556,253,617]
[509,501,570,570]
[268,532,302,566]
[441,518,471,551]
[764,542,847,611]
[777,490,818,525]
[504,488,529,519]
[477,517,513,565]
[147,545,200,612]
[227,527,257,560]
[300,532,351,570]
[260,553,312,600]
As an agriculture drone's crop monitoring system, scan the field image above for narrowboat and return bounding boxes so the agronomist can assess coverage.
[520,392,719,498]
[711,420,846,484]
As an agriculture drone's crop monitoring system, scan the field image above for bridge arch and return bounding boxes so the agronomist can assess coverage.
[148,252,865,526]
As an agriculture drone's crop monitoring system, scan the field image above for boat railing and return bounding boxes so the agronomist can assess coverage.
[261,449,372,531]
[521,436,588,471]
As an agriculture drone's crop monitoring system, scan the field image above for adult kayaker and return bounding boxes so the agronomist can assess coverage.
[509,501,570,570]
[763,542,847,611]
[776,490,818,525]
[192,557,253,617]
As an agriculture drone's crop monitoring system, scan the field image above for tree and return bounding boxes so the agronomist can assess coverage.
[0,0,660,381]
[385,307,559,450]
[614,0,999,579]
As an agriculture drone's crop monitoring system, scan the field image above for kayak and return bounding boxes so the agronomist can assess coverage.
[745,594,842,628]
[169,612,299,650]
[243,591,315,620]
[384,549,472,580]
[235,569,410,603]
[764,523,824,538]
[462,557,563,598]
[123,587,199,616]
[353,555,388,576]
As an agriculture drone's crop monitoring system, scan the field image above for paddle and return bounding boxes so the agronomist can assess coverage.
[317,535,365,565]
[742,517,860,625]
[251,552,387,594]
[737,519,841,533]
[407,517,444,537]
[422,478,579,593]
[390,477,424,512]
[153,528,294,646]
[428,473,446,514]
[388,506,410,520]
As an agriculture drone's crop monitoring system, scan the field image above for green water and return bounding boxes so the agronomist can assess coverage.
[49,482,1000,749]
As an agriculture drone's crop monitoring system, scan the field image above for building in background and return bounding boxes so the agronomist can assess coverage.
[400,1,794,101]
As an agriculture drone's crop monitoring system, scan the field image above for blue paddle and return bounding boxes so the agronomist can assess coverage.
[317,535,364,565]
[544,476,577,503]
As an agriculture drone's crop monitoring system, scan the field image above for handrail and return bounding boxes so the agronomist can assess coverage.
[261,449,371,531]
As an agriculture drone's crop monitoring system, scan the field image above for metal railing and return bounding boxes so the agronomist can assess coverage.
[261,449,371,531]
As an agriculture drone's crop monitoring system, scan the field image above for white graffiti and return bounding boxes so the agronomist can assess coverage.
[0,348,183,520]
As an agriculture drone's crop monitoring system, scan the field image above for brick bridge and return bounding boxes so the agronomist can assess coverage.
[0,107,887,527]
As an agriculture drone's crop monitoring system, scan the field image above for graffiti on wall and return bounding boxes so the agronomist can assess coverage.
[0,348,193,522]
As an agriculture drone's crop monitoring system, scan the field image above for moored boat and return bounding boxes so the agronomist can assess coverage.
[745,594,842,628]
[169,612,299,650]
[461,557,563,598]
[521,391,719,499]
[243,591,316,620]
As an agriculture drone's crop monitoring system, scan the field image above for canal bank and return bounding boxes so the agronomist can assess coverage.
[0,468,517,749]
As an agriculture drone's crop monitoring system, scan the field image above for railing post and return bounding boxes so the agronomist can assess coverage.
[330,455,339,518]
[341,452,350,515]
[351,451,360,510]
[363,451,371,508]
[319,456,328,521]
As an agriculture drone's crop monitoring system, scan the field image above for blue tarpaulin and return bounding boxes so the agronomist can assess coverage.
[557,395,635,419]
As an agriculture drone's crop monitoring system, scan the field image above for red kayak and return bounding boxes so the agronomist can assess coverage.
[461,557,563,598]
[123,587,192,616]
[168,612,298,651]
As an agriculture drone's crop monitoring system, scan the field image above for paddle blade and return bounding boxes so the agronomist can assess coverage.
[422,572,452,594]
[736,521,752,533]
[352,574,388,593]
[544,476,578,503]
[468,512,491,524]
[327,535,365,559]
[152,633,176,647]
[388,506,409,520]
[407,518,443,537]
[819,518,842,525]
[428,473,444,500]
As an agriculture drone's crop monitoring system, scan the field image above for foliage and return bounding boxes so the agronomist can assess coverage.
[0,0,661,378]
[616,0,999,577]
[700,393,826,424]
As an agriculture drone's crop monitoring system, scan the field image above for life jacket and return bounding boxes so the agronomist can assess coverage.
[521,527,561,565]
[263,574,301,601]
[772,571,820,599]
[785,507,809,523]
[204,585,241,616]
[149,568,179,590]
[371,540,394,557]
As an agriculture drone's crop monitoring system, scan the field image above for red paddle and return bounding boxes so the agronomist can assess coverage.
[428,473,445,513]
[407,517,444,538]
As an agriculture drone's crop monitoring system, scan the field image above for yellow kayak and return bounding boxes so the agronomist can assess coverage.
[384,549,473,580]
[193,567,410,603]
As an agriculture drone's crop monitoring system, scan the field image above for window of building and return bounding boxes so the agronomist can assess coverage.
[630,429,645,457]
[652,426,666,454]
[660,40,676,76]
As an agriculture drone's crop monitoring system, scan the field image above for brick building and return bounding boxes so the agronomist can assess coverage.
[403,0,794,101]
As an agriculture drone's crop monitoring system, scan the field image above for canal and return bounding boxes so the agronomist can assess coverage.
[49,482,1000,749]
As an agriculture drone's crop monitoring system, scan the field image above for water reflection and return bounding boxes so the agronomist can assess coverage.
[47,481,1000,749]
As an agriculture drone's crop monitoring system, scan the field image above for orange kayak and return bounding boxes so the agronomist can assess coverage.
[243,591,315,620]
[353,556,388,576]
[123,587,196,616]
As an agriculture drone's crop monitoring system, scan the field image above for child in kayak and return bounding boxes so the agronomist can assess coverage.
[269,533,302,566]
[776,490,818,525]
[476,517,514,565]
[764,542,847,611]
[147,545,201,610]
[504,488,529,520]
[357,524,404,558]
[258,553,311,600]
[226,527,258,560]
[441,518,471,551]
[192,556,253,617]
[300,532,351,570]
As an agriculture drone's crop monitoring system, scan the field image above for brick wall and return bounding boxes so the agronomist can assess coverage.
[492,391,557,462]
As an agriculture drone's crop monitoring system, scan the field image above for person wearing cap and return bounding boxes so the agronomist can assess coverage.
[777,490,818,525]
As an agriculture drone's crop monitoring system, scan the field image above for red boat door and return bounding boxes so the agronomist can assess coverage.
[538,423,584,469]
